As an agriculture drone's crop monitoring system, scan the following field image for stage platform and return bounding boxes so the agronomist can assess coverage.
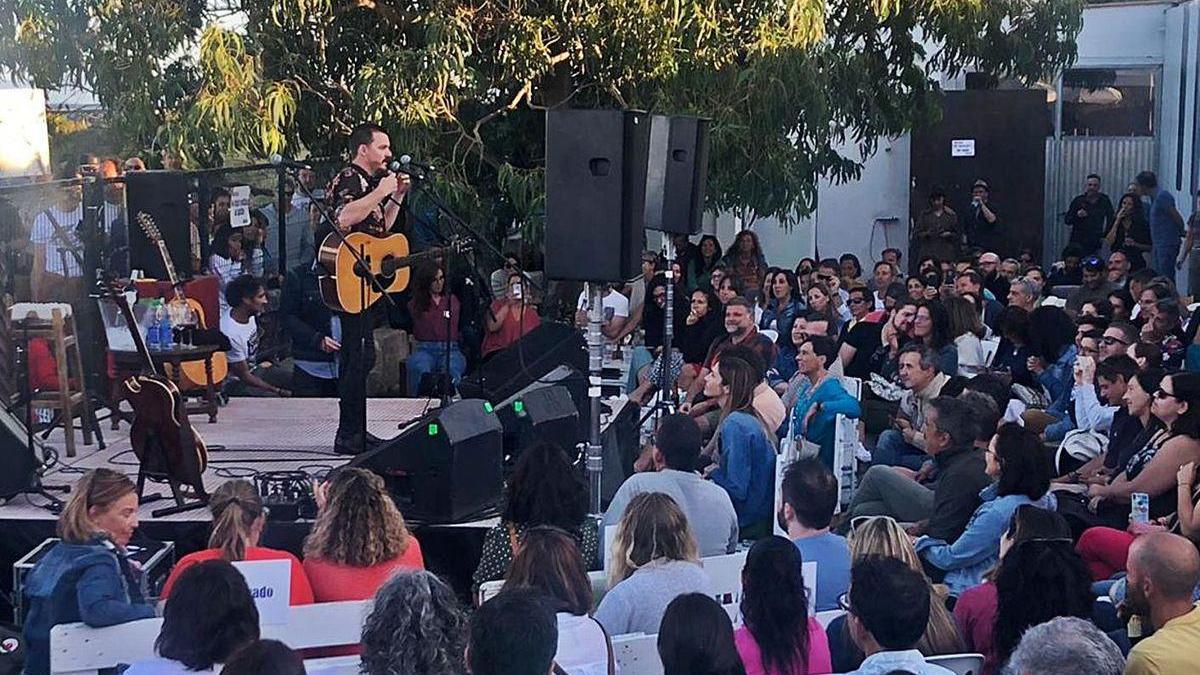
[0,397,441,522]
[0,397,498,615]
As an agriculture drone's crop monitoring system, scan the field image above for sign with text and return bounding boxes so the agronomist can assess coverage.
[230,185,251,228]
[951,139,976,157]
[232,559,291,625]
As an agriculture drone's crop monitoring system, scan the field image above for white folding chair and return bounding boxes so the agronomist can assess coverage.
[612,633,664,675]
[814,609,845,629]
[927,653,986,675]
[759,328,780,343]
[700,552,748,621]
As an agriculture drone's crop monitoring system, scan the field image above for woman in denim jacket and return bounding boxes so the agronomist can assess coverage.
[915,423,1056,597]
[22,469,155,675]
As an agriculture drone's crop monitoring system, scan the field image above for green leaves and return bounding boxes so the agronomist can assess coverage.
[3,0,1082,227]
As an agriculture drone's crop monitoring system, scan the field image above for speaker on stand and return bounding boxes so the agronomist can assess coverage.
[125,171,191,280]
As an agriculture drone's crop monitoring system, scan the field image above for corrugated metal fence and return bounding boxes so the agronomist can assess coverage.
[1043,136,1158,266]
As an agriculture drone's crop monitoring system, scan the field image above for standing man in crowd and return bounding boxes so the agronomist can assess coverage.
[963,179,1003,257]
[911,188,959,273]
[322,123,411,453]
[30,164,87,303]
[1065,174,1115,256]
[1137,170,1186,278]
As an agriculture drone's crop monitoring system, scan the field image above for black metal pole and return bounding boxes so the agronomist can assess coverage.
[276,167,288,275]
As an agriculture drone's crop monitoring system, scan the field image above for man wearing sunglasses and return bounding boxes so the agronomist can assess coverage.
[1101,322,1138,359]
[1065,256,1119,317]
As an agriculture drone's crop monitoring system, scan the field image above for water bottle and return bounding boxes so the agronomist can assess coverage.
[152,300,168,350]
[145,302,160,350]
[1131,492,1150,525]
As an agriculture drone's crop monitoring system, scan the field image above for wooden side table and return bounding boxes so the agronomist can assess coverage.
[110,344,221,423]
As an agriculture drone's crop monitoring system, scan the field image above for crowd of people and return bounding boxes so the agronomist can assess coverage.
[12,163,1200,675]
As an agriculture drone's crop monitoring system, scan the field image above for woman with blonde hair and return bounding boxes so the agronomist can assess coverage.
[594,492,711,635]
[161,479,313,604]
[22,469,155,675]
[303,467,424,603]
[824,516,964,672]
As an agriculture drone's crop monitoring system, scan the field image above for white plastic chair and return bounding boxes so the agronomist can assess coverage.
[814,609,845,629]
[839,375,862,400]
[759,328,780,343]
[1041,296,1067,308]
[927,653,986,675]
[700,551,748,615]
[612,633,664,675]
[981,337,1000,367]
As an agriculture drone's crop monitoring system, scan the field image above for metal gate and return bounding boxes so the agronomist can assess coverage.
[1043,136,1158,265]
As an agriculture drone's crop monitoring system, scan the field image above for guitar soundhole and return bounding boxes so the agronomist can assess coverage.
[376,256,397,286]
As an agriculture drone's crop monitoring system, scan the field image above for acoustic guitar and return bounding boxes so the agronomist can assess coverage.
[316,231,469,314]
[134,212,229,389]
[99,275,209,502]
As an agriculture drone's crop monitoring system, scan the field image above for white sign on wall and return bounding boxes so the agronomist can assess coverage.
[951,139,976,157]
[232,559,291,625]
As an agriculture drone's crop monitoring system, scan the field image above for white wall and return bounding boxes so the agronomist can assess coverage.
[1073,1,1169,68]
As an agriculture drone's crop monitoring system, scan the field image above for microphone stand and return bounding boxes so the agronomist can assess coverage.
[284,165,401,455]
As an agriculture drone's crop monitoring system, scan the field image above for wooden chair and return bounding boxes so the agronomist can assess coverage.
[10,304,99,457]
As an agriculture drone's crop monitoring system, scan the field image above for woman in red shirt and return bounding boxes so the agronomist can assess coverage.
[482,272,540,360]
[302,467,424,601]
[161,480,314,604]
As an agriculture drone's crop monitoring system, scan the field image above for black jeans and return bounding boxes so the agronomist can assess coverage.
[336,306,380,439]
[291,366,339,398]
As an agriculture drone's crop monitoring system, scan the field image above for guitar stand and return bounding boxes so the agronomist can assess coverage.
[137,469,210,518]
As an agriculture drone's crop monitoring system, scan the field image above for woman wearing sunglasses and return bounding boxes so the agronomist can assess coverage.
[913,424,1055,597]
[1072,373,1200,535]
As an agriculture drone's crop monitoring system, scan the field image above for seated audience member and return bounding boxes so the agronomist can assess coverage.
[209,224,245,314]
[863,298,917,387]
[955,269,1003,329]
[1074,373,1200,532]
[676,287,725,390]
[1006,276,1040,313]
[838,296,885,380]
[784,336,860,467]
[502,527,613,675]
[594,493,711,635]
[126,561,259,675]
[1109,288,1136,322]
[734,536,833,675]
[762,269,805,378]
[685,297,778,404]
[916,423,1055,596]
[806,280,843,334]
[1066,255,1119,316]
[21,469,155,675]
[953,507,1102,675]
[991,306,1034,387]
[946,295,987,376]
[360,571,467,674]
[473,442,599,586]
[1077,458,1200,583]
[470,583,559,672]
[1002,617,1125,675]
[575,282,629,342]
[828,517,963,672]
[843,556,955,675]
[303,468,424,605]
[407,262,466,394]
[1056,355,1143,483]
[1101,321,1139,359]
[871,344,950,470]
[702,355,779,538]
[1128,340,1164,370]
[1123,533,1200,675]
[481,271,540,359]
[1025,305,1078,414]
[161,480,313,604]
[778,459,851,612]
[850,397,990,543]
[839,285,875,339]
[1145,298,1187,369]
[604,414,738,556]
[913,300,959,376]
[221,274,290,397]
[219,640,304,675]
[658,593,747,675]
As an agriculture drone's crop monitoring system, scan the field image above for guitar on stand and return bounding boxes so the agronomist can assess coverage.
[316,231,470,313]
[96,274,210,517]
[134,212,229,389]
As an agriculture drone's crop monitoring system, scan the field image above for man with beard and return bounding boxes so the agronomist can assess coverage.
[1123,533,1200,675]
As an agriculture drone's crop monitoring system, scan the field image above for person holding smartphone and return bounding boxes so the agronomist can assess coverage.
[482,271,541,360]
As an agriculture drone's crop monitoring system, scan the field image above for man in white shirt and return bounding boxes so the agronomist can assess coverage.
[575,283,629,342]
[220,274,289,397]
[604,414,738,556]
[261,176,316,272]
[30,166,87,301]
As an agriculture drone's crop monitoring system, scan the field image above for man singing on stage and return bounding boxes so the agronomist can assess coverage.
[324,123,411,454]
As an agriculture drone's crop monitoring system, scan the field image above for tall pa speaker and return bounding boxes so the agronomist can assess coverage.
[643,115,710,235]
[349,399,503,523]
[545,109,650,282]
[125,171,191,280]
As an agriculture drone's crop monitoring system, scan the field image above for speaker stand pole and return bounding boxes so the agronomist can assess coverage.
[585,282,605,515]
[658,239,676,415]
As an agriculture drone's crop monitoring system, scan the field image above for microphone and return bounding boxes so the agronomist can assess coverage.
[399,154,435,172]
[269,154,313,171]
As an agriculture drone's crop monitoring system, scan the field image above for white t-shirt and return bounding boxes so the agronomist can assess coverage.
[577,288,630,324]
[554,613,612,675]
[220,310,259,366]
